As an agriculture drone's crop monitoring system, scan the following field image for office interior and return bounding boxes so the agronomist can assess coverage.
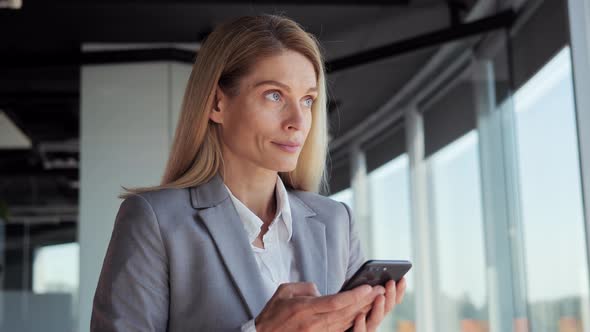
[0,0,589,331]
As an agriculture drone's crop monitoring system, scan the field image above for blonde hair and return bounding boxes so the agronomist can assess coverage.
[121,14,329,198]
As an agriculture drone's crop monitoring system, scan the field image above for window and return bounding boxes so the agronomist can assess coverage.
[33,242,79,294]
[514,46,590,331]
[330,187,354,211]
[368,154,415,332]
[427,131,489,331]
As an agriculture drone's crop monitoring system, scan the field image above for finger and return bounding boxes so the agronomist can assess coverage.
[345,287,385,315]
[384,280,397,313]
[372,285,386,294]
[332,312,358,332]
[309,284,372,314]
[353,313,367,332]
[360,303,372,315]
[319,292,375,328]
[319,287,383,330]
[396,278,407,305]
[322,302,369,332]
[366,295,386,331]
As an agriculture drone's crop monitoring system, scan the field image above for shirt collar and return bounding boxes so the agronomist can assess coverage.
[223,174,293,244]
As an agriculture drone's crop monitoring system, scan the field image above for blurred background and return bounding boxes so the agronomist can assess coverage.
[0,0,589,331]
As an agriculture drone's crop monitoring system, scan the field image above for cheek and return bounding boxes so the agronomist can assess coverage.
[304,113,313,136]
[230,121,262,147]
[222,112,252,147]
[226,108,275,146]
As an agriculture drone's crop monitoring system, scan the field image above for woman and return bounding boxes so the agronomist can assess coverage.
[91,14,406,332]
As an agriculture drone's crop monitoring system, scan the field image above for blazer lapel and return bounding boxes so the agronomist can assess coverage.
[189,173,329,317]
[190,174,267,318]
[289,192,328,295]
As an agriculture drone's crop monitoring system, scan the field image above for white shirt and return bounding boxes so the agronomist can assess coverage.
[223,175,300,332]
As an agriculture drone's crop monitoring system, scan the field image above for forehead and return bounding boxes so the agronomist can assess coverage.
[244,50,317,90]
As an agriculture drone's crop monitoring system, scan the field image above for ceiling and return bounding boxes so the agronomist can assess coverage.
[0,0,479,215]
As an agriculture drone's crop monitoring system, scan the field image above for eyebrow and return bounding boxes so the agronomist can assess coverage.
[253,80,318,94]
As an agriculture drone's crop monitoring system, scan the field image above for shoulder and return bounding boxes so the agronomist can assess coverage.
[134,187,192,209]
[119,187,193,226]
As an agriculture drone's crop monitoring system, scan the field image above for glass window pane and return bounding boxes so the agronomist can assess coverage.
[33,242,79,294]
[0,223,77,332]
[428,131,489,331]
[514,46,590,332]
[368,154,415,332]
[330,187,354,211]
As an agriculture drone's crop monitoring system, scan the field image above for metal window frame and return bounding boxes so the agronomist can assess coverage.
[567,0,590,311]
[472,56,530,332]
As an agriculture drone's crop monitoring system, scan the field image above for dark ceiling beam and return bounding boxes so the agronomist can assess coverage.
[83,48,197,65]
[1,9,515,72]
[0,149,78,178]
[325,9,516,73]
[49,0,410,4]
[0,166,78,177]
[0,92,79,106]
[1,48,198,69]
[2,8,515,71]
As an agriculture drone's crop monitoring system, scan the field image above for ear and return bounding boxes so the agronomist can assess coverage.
[209,85,227,124]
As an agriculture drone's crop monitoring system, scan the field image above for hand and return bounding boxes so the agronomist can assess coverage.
[255,282,385,332]
[352,277,407,332]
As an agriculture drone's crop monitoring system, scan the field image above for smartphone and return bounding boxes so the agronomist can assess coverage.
[339,259,412,292]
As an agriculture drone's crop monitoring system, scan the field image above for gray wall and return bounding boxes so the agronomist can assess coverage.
[78,61,191,332]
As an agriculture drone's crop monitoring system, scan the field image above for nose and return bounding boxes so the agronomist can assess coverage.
[283,101,307,132]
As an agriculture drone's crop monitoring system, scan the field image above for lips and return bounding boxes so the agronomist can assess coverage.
[273,141,301,147]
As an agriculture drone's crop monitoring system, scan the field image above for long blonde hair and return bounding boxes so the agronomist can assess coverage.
[121,14,329,198]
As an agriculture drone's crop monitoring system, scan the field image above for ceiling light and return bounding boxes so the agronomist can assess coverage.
[0,0,22,9]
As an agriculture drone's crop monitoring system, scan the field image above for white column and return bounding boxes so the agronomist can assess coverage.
[78,61,191,332]
[350,144,373,258]
[405,105,437,332]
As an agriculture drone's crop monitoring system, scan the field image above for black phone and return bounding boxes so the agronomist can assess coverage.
[339,259,412,292]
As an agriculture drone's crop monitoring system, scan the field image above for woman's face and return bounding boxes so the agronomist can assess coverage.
[210,50,317,173]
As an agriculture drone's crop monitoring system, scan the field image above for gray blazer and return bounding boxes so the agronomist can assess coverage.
[91,173,365,331]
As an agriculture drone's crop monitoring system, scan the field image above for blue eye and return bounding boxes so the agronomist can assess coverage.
[304,97,314,108]
[265,91,281,102]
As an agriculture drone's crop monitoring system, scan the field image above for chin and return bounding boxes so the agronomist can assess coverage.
[275,165,297,172]
[263,155,300,173]
[272,161,298,172]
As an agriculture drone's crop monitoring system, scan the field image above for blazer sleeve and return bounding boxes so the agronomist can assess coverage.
[341,202,366,281]
[91,194,169,332]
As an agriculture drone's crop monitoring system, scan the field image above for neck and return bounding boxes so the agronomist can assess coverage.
[221,150,278,224]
